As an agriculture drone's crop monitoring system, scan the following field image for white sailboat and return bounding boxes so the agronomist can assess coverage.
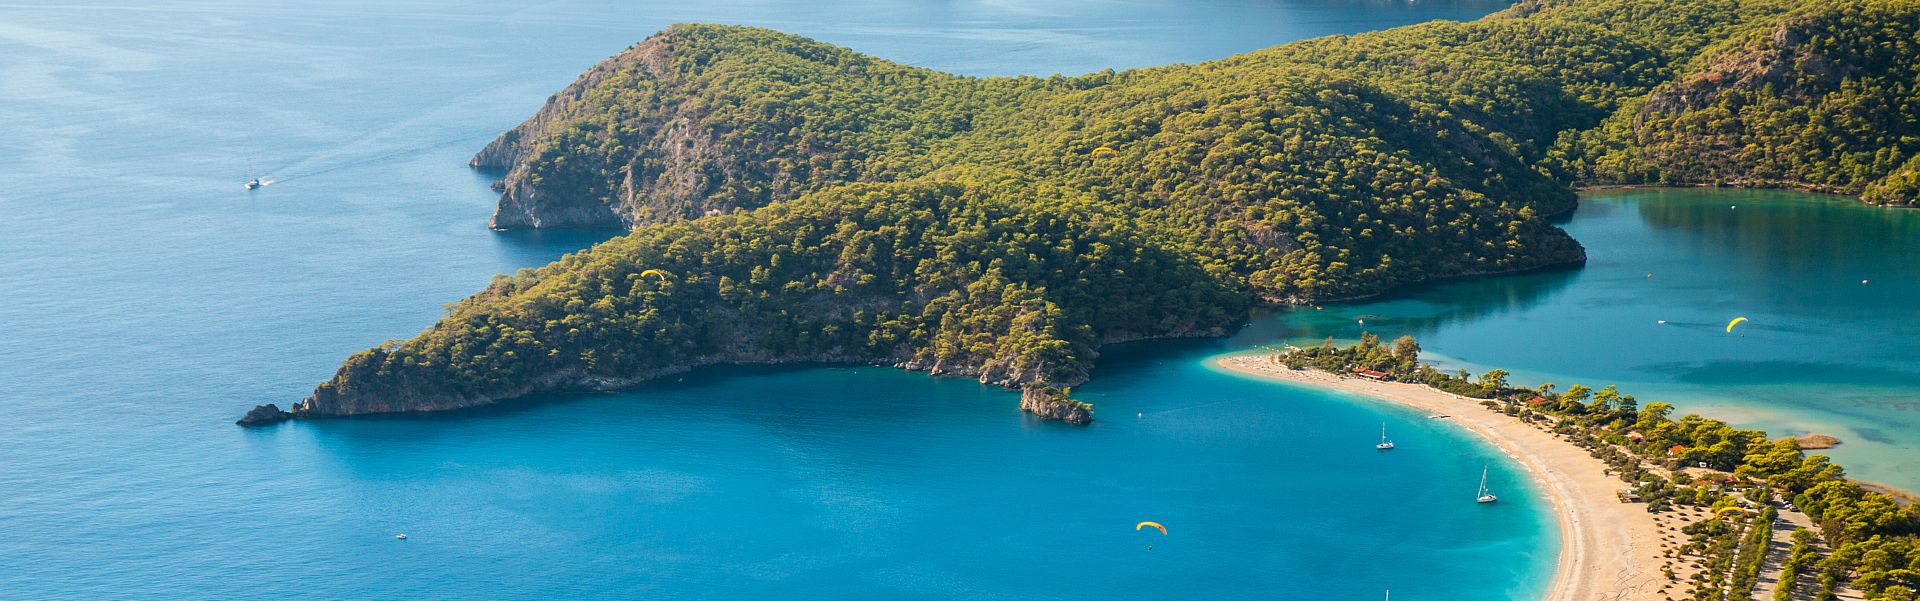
[1375,422,1394,450]
[1476,466,1498,503]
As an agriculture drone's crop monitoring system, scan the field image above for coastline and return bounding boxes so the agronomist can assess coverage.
[1212,353,1670,601]
[1573,182,1863,201]
[1857,480,1920,506]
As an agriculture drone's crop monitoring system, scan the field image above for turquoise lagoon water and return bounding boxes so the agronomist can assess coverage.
[1261,188,1920,489]
[1,1,1559,599]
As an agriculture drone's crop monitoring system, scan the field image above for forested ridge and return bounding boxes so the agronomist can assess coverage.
[1559,0,1920,204]
[271,0,1920,423]
[302,172,1247,416]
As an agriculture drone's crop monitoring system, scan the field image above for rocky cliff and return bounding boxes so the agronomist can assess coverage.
[475,25,974,230]
[474,34,722,230]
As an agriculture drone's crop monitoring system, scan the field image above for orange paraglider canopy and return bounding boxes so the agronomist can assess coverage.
[1135,521,1167,535]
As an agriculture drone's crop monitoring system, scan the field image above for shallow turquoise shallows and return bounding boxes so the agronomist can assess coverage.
[1,1,1559,599]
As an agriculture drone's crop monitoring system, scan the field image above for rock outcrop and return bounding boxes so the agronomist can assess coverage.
[1019,385,1093,424]
[1791,434,1842,450]
[235,403,292,426]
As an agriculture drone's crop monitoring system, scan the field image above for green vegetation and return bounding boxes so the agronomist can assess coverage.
[308,173,1243,415]
[1729,506,1777,598]
[1559,0,1920,204]
[1277,338,1920,599]
[1683,515,1742,601]
[304,0,1920,421]
[1777,528,1819,601]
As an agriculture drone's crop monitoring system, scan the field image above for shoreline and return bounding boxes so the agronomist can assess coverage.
[1857,480,1920,506]
[1212,353,1670,601]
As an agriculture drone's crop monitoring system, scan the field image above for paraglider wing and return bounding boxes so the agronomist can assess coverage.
[1726,317,1748,333]
[640,269,670,280]
[1135,521,1167,535]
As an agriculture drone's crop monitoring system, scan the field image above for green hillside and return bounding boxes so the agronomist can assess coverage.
[288,0,1920,423]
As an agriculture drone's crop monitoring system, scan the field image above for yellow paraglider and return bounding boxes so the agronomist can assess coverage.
[640,269,670,281]
[1726,317,1748,333]
[1092,146,1118,158]
[1136,521,1167,535]
[1715,506,1750,518]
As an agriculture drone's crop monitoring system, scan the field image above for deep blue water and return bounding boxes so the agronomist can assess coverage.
[1,1,1554,599]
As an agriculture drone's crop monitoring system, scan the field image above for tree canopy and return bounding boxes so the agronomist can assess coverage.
[301,0,1920,419]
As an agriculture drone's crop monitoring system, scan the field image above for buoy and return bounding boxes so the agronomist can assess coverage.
[1730,205,1737,209]
[1862,279,1870,285]
[1137,412,1143,417]
[1646,273,1653,278]
[395,534,408,540]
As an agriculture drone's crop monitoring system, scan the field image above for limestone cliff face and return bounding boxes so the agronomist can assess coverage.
[1641,16,1852,116]
[927,342,1087,391]
[475,32,711,230]
[474,24,958,230]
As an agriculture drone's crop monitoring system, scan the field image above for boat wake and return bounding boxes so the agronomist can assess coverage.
[263,131,495,186]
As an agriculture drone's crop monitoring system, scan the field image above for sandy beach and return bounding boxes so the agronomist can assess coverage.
[1214,354,1673,601]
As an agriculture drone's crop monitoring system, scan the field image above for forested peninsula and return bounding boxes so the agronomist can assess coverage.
[244,0,1920,425]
